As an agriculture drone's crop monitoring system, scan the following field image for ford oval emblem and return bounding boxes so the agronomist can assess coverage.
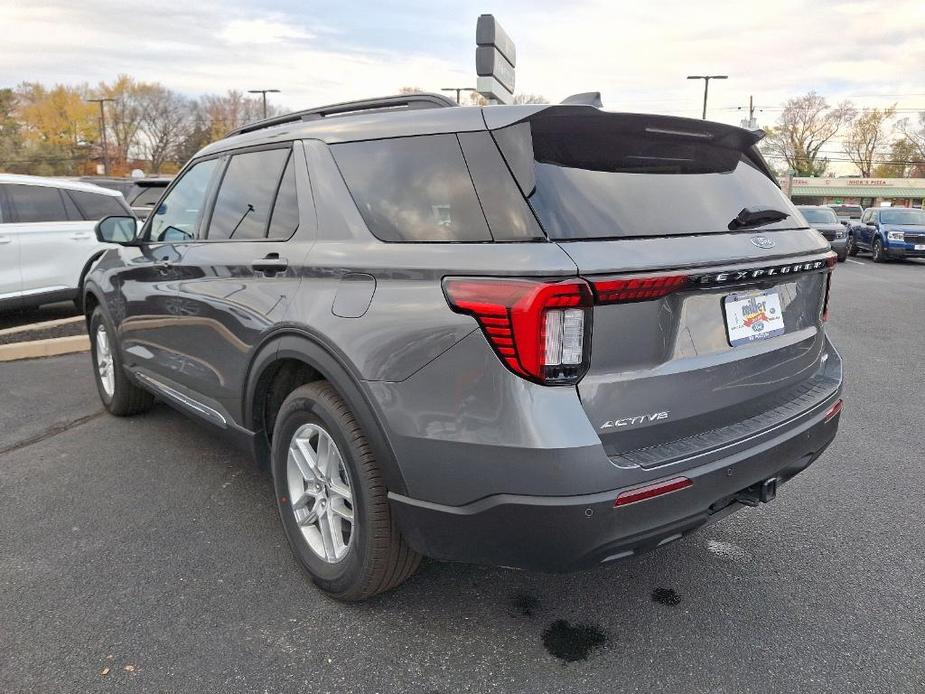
[751,236,776,249]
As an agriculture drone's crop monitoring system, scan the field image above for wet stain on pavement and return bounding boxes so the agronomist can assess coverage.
[542,619,607,663]
[651,587,681,606]
[510,592,540,617]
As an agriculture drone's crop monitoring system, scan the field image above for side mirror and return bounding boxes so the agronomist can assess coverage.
[95,215,140,245]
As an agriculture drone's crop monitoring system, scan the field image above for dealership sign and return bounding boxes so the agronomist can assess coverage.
[476,14,515,104]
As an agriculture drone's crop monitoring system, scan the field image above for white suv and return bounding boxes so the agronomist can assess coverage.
[0,174,133,311]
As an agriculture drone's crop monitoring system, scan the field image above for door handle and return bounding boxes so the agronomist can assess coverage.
[252,254,288,274]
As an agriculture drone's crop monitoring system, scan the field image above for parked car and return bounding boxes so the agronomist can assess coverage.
[829,204,864,227]
[0,174,133,311]
[796,205,847,261]
[82,94,844,600]
[847,207,925,262]
[81,176,172,220]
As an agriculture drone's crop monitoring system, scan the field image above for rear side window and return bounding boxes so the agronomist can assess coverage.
[67,190,129,220]
[208,148,290,240]
[5,184,69,223]
[333,134,491,242]
[267,155,300,240]
[495,114,803,240]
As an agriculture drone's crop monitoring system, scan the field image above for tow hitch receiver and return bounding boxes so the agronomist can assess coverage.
[734,477,779,507]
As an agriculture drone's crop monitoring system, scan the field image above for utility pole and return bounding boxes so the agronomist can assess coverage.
[739,95,760,129]
[441,87,476,104]
[86,97,115,175]
[686,75,728,120]
[248,89,280,119]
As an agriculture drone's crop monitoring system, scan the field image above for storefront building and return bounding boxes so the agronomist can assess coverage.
[785,177,925,208]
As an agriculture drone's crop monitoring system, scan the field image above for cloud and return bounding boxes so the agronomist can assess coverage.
[0,0,923,134]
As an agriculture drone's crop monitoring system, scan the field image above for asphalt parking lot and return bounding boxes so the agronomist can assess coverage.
[1,257,923,693]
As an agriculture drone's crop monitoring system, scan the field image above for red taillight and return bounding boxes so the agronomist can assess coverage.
[824,398,843,423]
[443,277,592,384]
[614,477,693,507]
[590,274,689,304]
[822,271,833,322]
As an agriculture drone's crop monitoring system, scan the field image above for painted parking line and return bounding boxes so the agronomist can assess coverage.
[846,259,865,265]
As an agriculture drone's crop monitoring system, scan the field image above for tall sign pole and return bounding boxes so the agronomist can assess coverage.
[476,15,516,105]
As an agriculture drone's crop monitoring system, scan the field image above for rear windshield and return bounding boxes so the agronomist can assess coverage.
[799,207,838,224]
[493,112,804,240]
[830,205,862,217]
[880,209,925,225]
[131,185,167,207]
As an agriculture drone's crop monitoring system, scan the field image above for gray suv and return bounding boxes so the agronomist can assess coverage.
[84,94,844,600]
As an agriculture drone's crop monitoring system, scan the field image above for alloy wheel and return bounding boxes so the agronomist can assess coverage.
[95,325,115,398]
[286,423,355,563]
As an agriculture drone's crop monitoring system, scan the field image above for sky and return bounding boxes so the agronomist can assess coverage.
[2,0,925,160]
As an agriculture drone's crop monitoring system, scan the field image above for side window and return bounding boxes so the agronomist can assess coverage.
[267,154,300,240]
[6,184,69,223]
[149,159,220,242]
[207,148,290,240]
[67,190,129,220]
[332,134,491,242]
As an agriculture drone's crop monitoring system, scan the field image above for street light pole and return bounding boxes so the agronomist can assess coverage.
[441,87,476,104]
[248,89,281,119]
[686,75,728,120]
[86,97,115,175]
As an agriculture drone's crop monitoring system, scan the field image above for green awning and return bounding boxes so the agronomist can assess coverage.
[792,186,925,198]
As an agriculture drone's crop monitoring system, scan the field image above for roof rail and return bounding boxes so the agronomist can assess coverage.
[226,92,457,137]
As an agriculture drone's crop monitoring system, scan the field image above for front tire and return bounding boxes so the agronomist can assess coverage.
[872,237,887,263]
[271,381,420,601]
[846,234,858,256]
[89,307,154,416]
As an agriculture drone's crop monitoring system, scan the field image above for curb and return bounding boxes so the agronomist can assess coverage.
[0,335,90,362]
[0,315,84,337]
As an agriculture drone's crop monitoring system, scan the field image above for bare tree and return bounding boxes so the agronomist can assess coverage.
[513,94,550,105]
[97,75,146,169]
[137,86,190,173]
[898,112,925,162]
[398,86,426,95]
[843,106,896,176]
[199,91,277,140]
[763,92,855,176]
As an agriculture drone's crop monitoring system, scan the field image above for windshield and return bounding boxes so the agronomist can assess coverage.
[799,208,838,224]
[880,209,925,225]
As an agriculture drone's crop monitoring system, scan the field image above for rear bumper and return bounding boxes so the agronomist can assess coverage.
[389,389,842,572]
[829,238,848,257]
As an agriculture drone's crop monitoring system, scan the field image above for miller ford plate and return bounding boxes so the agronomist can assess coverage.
[723,290,785,346]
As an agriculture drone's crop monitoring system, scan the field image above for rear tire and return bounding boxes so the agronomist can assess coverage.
[872,237,886,263]
[271,381,420,601]
[89,307,155,416]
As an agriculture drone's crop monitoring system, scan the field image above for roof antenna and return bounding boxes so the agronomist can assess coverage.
[560,92,602,107]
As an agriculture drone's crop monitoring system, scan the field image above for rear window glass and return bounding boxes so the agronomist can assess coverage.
[332,134,491,242]
[495,116,803,240]
[67,190,128,220]
[798,208,838,224]
[6,184,68,223]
